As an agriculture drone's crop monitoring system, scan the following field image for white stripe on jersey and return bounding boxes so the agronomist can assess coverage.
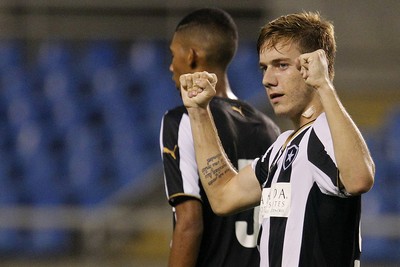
[177,114,202,199]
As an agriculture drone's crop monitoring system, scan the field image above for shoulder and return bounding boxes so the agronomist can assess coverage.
[262,130,293,159]
[275,130,294,146]
[313,112,328,129]
[163,105,187,119]
[237,99,279,125]
[211,97,277,122]
[162,105,187,126]
[310,113,332,145]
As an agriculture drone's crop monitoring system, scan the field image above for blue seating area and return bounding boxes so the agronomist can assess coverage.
[361,108,400,262]
[0,39,398,262]
[0,39,180,255]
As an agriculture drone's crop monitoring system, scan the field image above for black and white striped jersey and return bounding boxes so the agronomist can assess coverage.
[160,96,279,267]
[253,113,361,267]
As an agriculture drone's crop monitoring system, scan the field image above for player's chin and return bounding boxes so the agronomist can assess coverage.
[272,105,289,117]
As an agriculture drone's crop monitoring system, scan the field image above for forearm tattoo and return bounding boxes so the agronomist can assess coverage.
[201,153,229,186]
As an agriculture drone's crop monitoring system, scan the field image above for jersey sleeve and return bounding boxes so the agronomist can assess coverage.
[160,110,202,206]
[308,114,347,197]
[252,149,272,188]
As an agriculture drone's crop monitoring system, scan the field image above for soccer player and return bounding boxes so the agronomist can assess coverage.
[179,12,375,267]
[160,8,280,267]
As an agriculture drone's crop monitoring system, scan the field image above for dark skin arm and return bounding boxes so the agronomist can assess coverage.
[168,198,203,267]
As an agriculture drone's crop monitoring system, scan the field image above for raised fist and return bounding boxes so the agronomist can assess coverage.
[180,71,218,109]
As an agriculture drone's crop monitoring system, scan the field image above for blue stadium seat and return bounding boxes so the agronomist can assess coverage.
[80,40,119,84]
[27,228,71,256]
[43,69,80,102]
[36,40,73,72]
[0,178,19,205]
[41,68,86,135]
[128,40,167,76]
[24,156,66,205]
[0,40,23,73]
[51,97,86,132]
[90,67,126,108]
[228,42,264,100]
[10,120,63,205]
[0,174,24,254]
[64,124,114,205]
[1,67,31,102]
[363,237,400,262]
[125,40,176,115]
[108,124,144,185]
[0,229,24,255]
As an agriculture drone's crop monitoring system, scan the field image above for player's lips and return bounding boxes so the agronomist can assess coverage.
[269,92,284,103]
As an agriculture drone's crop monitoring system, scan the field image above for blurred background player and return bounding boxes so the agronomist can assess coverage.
[159,8,280,267]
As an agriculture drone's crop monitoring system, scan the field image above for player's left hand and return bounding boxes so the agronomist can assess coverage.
[297,49,332,90]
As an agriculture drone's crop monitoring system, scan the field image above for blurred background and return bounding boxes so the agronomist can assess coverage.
[0,0,398,266]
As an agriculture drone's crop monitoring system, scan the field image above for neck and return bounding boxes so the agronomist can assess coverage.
[292,105,323,130]
[214,72,237,99]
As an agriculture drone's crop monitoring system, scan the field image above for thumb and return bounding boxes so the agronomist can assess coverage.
[179,74,188,89]
[210,73,217,86]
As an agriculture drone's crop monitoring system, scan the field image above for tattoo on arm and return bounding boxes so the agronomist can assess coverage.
[201,153,230,186]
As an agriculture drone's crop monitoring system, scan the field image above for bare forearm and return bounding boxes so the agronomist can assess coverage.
[187,106,238,211]
[180,72,261,214]
[319,85,375,194]
[168,222,202,267]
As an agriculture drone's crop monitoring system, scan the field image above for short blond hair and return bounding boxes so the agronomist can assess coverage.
[257,12,336,80]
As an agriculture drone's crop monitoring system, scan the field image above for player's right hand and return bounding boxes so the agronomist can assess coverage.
[297,49,333,91]
[180,71,217,109]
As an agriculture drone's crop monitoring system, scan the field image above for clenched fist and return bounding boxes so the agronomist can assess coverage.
[180,71,218,109]
[297,49,333,90]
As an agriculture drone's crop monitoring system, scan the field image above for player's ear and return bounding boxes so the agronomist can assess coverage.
[189,48,198,69]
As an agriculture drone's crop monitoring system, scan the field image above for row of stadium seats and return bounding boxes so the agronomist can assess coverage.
[0,39,181,255]
[0,40,178,206]
[0,39,264,255]
[0,39,265,205]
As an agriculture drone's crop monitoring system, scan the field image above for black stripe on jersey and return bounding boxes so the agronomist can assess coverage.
[255,149,273,188]
[298,183,361,266]
[269,217,286,267]
[307,129,338,186]
[269,130,306,267]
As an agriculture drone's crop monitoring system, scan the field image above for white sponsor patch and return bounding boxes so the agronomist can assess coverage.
[259,183,291,223]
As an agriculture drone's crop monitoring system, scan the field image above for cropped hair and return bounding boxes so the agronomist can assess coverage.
[257,12,336,80]
[176,8,238,68]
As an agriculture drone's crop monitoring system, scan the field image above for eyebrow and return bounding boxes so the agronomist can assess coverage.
[260,57,291,67]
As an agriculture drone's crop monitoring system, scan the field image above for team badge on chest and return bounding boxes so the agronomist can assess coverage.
[283,144,299,170]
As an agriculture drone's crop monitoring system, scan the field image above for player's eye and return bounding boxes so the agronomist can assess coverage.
[259,66,267,74]
[279,63,289,69]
